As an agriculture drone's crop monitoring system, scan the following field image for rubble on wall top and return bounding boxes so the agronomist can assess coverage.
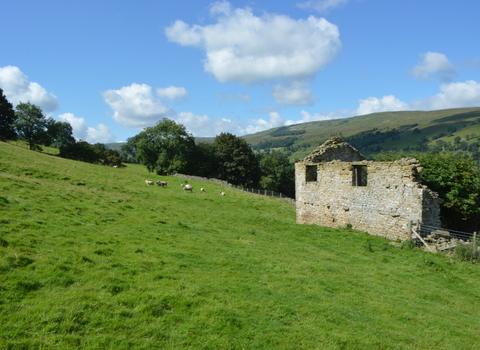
[300,137,366,163]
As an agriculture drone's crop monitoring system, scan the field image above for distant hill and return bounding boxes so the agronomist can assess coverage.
[242,107,480,160]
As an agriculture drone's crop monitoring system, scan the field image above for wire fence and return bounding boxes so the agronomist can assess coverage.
[417,224,474,242]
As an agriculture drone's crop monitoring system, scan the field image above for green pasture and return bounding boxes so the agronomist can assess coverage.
[0,142,479,349]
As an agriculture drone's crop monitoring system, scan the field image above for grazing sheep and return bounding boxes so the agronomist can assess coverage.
[200,188,205,192]
[220,191,226,196]
[156,181,168,187]
[181,184,193,192]
[145,180,155,186]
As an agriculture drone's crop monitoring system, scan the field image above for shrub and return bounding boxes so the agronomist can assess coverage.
[455,242,477,262]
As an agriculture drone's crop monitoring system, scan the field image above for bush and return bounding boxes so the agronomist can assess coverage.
[455,242,477,262]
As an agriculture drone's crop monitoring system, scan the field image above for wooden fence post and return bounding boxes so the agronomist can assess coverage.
[473,232,478,259]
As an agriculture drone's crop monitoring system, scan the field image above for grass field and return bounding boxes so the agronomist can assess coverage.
[1,141,479,349]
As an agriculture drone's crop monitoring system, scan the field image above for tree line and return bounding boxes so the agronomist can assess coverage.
[0,89,122,167]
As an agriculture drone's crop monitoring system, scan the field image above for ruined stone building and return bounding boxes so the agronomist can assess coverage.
[295,137,442,241]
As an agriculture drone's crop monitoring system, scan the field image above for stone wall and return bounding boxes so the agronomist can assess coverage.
[295,158,442,241]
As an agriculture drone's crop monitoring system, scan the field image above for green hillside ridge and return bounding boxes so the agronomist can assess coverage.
[105,108,480,162]
[1,141,479,349]
[242,107,480,160]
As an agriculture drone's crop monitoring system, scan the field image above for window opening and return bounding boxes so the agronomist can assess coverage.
[306,165,318,182]
[352,165,367,186]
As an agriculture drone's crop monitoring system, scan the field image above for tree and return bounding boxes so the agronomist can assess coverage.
[194,142,217,177]
[103,149,123,167]
[259,151,295,198]
[135,118,197,175]
[14,102,48,150]
[212,132,260,187]
[45,119,76,151]
[67,140,103,163]
[120,134,142,163]
[0,88,17,141]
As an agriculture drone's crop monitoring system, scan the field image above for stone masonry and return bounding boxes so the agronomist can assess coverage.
[295,137,442,241]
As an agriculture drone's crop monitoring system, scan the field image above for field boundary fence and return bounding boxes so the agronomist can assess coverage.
[411,222,478,254]
[172,173,295,204]
[417,224,474,242]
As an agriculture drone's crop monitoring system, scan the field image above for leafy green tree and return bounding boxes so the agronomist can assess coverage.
[259,151,295,197]
[0,88,17,141]
[194,142,217,177]
[135,118,196,175]
[14,102,48,150]
[120,134,142,163]
[212,132,260,187]
[103,149,123,167]
[45,119,76,151]
[68,140,103,163]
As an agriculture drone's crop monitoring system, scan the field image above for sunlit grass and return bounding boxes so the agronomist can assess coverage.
[0,141,479,349]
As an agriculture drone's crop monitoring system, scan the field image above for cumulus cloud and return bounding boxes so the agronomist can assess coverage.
[352,81,480,116]
[58,113,115,144]
[355,95,410,116]
[246,112,286,134]
[156,86,188,101]
[297,0,349,13]
[285,110,341,125]
[0,65,59,114]
[271,81,317,106]
[414,80,480,110]
[165,2,341,85]
[410,52,458,82]
[175,112,213,137]
[101,83,175,129]
[176,112,246,137]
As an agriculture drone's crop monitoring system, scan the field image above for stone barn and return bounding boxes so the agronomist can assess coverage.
[295,137,442,241]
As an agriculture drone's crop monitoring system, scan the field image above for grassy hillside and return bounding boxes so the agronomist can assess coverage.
[1,142,479,349]
[243,107,480,160]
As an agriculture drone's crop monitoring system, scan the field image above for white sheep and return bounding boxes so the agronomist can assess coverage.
[145,180,154,186]
[200,188,205,192]
[181,184,193,192]
[220,191,226,196]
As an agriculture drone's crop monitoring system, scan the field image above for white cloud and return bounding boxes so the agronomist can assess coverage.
[156,86,188,101]
[246,112,286,134]
[0,65,59,114]
[297,0,349,13]
[355,95,410,116]
[271,81,317,106]
[175,112,213,137]
[101,83,175,129]
[170,112,245,137]
[410,52,458,82]
[165,2,341,85]
[213,117,246,136]
[58,113,115,144]
[285,110,340,125]
[414,80,480,110]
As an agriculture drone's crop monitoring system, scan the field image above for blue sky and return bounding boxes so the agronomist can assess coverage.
[1,0,479,143]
